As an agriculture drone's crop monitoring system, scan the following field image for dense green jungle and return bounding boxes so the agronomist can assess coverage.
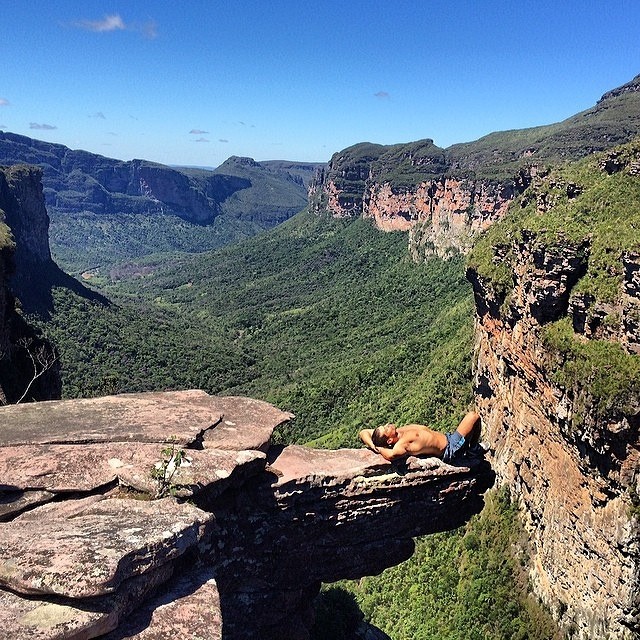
[36,206,562,640]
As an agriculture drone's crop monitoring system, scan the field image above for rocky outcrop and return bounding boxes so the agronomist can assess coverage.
[0,390,493,640]
[307,142,527,260]
[569,250,640,354]
[467,232,640,639]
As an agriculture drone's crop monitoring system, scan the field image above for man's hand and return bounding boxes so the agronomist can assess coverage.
[358,428,379,453]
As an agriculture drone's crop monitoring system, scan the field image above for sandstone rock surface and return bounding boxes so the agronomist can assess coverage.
[0,390,491,640]
[468,233,640,640]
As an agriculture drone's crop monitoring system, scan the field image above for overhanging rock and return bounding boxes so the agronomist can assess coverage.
[0,390,493,640]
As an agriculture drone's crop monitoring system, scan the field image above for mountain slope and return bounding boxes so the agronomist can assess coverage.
[0,131,323,272]
[42,209,475,444]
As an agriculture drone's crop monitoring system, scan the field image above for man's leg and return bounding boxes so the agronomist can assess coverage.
[456,411,481,445]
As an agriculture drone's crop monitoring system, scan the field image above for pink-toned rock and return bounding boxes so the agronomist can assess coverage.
[0,390,222,446]
[0,497,213,598]
[0,563,173,640]
[0,441,265,499]
[116,447,266,498]
[270,444,470,491]
[203,395,294,452]
[268,444,381,486]
[0,489,54,521]
[102,567,222,640]
[468,231,640,639]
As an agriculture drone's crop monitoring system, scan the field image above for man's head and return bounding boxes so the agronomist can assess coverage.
[372,423,399,448]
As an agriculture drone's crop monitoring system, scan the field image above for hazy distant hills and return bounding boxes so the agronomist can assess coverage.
[0,131,324,273]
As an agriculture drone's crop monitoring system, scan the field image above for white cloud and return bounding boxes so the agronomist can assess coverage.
[76,14,126,32]
[189,129,209,134]
[73,14,157,39]
[374,91,390,99]
[30,123,57,130]
[0,98,10,107]
[195,137,209,143]
[141,20,158,39]
[219,139,229,143]
[89,112,106,119]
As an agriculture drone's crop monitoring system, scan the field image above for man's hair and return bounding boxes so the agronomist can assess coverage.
[371,426,389,448]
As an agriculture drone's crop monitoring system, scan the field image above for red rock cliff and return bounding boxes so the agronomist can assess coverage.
[308,140,526,260]
[467,229,640,639]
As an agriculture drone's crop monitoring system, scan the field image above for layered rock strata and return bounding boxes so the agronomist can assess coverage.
[468,235,640,639]
[0,389,493,640]
[308,143,523,260]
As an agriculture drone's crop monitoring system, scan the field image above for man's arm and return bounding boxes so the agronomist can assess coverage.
[359,429,379,453]
[376,443,408,462]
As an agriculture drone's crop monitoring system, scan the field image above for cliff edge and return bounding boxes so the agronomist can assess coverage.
[0,390,493,639]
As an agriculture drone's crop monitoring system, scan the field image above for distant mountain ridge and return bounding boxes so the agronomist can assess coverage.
[0,131,324,272]
[310,73,640,259]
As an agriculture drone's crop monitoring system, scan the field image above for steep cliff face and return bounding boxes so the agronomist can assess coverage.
[467,144,640,639]
[0,165,64,402]
[307,141,532,259]
[0,164,52,264]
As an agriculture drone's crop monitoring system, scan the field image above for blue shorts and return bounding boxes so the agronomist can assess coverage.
[443,431,466,462]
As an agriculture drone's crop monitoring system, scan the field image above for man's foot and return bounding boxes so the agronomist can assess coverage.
[464,441,490,460]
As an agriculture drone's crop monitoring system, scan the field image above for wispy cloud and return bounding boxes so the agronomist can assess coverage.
[0,125,6,130]
[219,139,229,143]
[0,98,10,107]
[73,14,157,39]
[189,129,209,134]
[374,91,390,99]
[89,111,106,119]
[30,123,57,130]
[141,20,158,39]
[76,14,125,32]
[195,137,209,143]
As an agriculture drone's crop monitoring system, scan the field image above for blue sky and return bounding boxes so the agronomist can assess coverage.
[1,0,639,168]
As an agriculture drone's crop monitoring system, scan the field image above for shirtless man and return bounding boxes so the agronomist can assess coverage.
[359,411,481,463]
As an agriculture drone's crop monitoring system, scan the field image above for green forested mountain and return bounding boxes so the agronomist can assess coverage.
[0,131,323,273]
[42,211,475,444]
